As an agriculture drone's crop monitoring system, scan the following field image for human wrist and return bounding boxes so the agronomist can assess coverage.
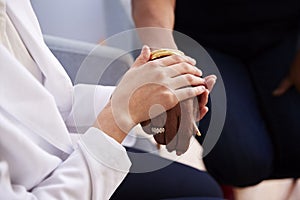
[94,103,128,143]
[136,27,177,50]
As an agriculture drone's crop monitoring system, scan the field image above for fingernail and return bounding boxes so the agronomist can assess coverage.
[142,45,149,51]
[199,85,206,92]
[211,75,217,80]
[208,79,216,86]
[206,106,209,112]
[186,56,196,64]
[196,68,203,76]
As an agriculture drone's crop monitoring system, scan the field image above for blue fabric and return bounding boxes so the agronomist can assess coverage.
[199,33,300,187]
[162,198,224,200]
[174,0,300,59]
[110,147,224,200]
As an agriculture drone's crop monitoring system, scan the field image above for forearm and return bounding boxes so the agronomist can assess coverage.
[131,0,177,49]
[132,0,175,29]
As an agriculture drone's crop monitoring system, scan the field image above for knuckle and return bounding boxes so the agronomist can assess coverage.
[148,60,159,68]
[162,91,177,106]
[185,74,194,84]
[186,88,195,97]
[172,54,184,62]
[157,71,167,80]
[181,62,191,71]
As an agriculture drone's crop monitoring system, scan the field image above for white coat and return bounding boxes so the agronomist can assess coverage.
[0,0,131,199]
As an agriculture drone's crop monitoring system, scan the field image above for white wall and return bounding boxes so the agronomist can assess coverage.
[30,0,134,44]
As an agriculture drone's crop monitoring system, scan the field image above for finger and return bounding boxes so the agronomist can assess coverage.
[162,105,180,146]
[175,100,195,155]
[198,90,209,108]
[155,54,196,67]
[204,75,217,92]
[273,77,293,96]
[197,106,209,121]
[174,85,206,102]
[151,112,167,144]
[141,120,152,135]
[169,74,206,90]
[193,97,200,122]
[165,106,181,152]
[165,62,202,78]
[153,131,166,144]
[166,123,179,153]
[132,45,151,68]
[175,117,193,156]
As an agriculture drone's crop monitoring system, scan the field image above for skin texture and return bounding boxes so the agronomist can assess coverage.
[94,46,208,144]
[136,48,215,155]
[148,53,215,155]
[132,0,177,49]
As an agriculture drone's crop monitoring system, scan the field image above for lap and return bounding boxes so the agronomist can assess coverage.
[110,147,224,200]
[200,48,274,186]
[246,34,300,178]
[200,33,300,186]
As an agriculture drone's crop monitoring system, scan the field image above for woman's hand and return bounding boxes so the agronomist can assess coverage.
[148,75,216,156]
[94,45,206,143]
[273,49,300,96]
[137,47,216,155]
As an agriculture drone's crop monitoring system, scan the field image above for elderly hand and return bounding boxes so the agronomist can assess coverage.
[95,45,206,143]
[142,75,216,155]
[273,49,300,96]
[139,48,216,155]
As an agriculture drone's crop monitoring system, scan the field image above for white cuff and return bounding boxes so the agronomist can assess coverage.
[79,127,131,172]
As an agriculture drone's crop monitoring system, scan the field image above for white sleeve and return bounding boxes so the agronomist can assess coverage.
[65,84,116,133]
[66,84,137,147]
[0,127,131,200]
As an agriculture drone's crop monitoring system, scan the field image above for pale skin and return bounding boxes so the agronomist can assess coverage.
[94,45,208,143]
[131,0,300,199]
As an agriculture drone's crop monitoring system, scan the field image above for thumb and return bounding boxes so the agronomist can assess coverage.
[132,45,151,68]
[273,76,293,96]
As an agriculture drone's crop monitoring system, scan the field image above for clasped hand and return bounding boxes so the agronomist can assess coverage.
[138,50,216,155]
[94,45,208,144]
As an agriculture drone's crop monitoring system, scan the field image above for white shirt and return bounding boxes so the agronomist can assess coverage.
[0,0,131,199]
[0,2,42,82]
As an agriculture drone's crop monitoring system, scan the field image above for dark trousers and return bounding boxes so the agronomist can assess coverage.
[199,34,300,187]
[110,147,224,200]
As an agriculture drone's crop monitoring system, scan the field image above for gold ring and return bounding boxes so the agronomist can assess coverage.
[150,49,185,61]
